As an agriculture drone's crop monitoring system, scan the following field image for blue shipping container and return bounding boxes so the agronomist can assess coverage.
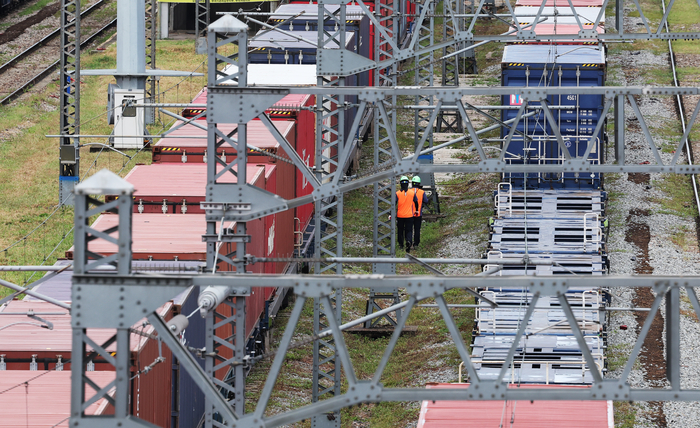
[500,45,606,189]
[268,4,372,86]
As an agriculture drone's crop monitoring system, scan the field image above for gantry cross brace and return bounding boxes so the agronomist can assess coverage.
[69,272,700,428]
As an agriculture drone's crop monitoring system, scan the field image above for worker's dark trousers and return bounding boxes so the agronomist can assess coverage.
[397,217,413,249]
[413,216,422,247]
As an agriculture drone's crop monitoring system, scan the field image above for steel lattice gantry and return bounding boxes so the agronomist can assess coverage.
[145,0,157,125]
[311,4,349,425]
[65,0,700,426]
[195,0,210,54]
[58,0,81,206]
[366,0,401,329]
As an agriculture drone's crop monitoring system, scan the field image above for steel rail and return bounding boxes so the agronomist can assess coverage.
[0,0,108,76]
[0,18,117,106]
[661,0,700,215]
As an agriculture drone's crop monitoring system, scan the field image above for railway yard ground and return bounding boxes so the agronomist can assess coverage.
[3,0,700,427]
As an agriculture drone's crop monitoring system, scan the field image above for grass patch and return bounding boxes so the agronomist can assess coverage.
[18,0,56,16]
[650,173,699,217]
[614,401,638,428]
[0,39,206,294]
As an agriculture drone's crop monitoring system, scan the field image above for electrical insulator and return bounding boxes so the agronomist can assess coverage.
[0,354,5,370]
[30,355,37,371]
[56,355,63,371]
[168,314,189,335]
[198,286,232,316]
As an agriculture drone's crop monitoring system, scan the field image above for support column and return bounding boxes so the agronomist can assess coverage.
[195,0,210,54]
[366,0,401,328]
[615,94,625,165]
[414,1,440,213]
[203,19,251,426]
[59,0,81,206]
[666,286,680,389]
[145,0,157,125]
[159,2,169,39]
[312,3,345,425]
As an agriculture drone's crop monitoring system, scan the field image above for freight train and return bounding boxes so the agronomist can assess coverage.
[474,0,609,389]
[419,3,611,425]
[0,2,390,427]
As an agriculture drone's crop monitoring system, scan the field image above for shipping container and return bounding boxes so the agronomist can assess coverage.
[0,299,175,427]
[153,120,296,164]
[179,87,316,237]
[500,45,606,189]
[510,23,604,45]
[0,371,115,428]
[18,262,208,427]
[181,66,316,119]
[246,30,359,142]
[514,6,605,26]
[268,4,372,85]
[65,214,269,342]
[516,0,604,6]
[417,384,613,428]
[107,163,267,214]
[248,29,356,65]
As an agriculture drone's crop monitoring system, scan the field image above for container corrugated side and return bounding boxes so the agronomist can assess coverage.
[417,384,612,428]
[0,371,115,427]
[153,120,295,164]
[111,163,266,214]
[500,45,605,189]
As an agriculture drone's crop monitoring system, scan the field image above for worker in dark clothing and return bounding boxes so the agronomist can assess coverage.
[411,176,429,248]
[394,176,416,252]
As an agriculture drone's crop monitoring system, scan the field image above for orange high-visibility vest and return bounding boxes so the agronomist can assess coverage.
[396,190,415,218]
[413,188,425,217]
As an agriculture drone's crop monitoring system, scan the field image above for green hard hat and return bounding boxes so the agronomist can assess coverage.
[412,176,421,184]
[400,176,409,182]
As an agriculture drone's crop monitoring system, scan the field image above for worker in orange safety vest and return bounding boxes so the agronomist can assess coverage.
[411,175,429,248]
[394,176,416,252]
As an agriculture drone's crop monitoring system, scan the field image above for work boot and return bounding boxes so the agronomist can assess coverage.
[406,243,412,253]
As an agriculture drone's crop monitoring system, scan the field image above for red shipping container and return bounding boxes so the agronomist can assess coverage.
[0,370,114,427]
[268,94,316,234]
[260,164,295,280]
[180,91,316,232]
[181,87,207,119]
[107,163,267,215]
[516,0,604,6]
[510,24,604,45]
[65,214,267,339]
[153,120,296,164]
[0,300,175,427]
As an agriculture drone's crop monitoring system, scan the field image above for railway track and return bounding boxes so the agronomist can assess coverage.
[0,0,116,106]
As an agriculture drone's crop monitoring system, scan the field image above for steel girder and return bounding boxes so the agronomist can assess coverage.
[195,0,210,54]
[312,5,347,426]
[68,271,700,428]
[203,23,256,426]
[366,0,401,328]
[145,0,157,125]
[58,0,81,206]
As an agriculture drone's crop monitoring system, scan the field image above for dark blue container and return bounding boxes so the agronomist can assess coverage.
[500,45,606,190]
[173,285,206,428]
[249,29,356,65]
[248,29,360,149]
[268,4,371,63]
